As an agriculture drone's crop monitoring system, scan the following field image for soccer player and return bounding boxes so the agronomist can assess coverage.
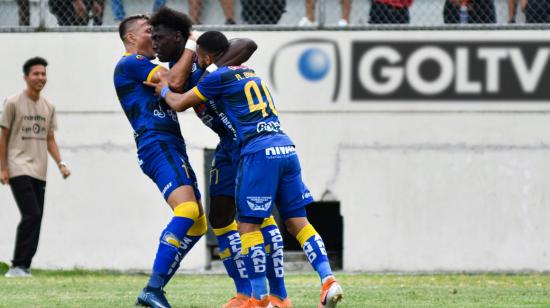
[114,15,206,308]
[145,31,344,308]
[148,8,292,308]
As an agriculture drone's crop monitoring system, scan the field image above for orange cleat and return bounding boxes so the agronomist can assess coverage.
[319,276,343,308]
[268,295,293,308]
[246,296,273,308]
[222,294,250,308]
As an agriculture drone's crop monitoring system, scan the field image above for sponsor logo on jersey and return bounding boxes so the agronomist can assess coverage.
[257,121,281,133]
[265,146,295,157]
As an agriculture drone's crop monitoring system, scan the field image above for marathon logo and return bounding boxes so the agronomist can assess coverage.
[265,146,295,156]
[351,42,550,101]
[162,182,173,196]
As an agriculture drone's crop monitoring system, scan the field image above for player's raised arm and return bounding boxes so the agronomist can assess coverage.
[216,38,258,67]
[143,76,204,112]
[167,47,195,92]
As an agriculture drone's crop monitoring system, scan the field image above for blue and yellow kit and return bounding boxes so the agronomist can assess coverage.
[195,65,314,222]
[114,53,200,200]
[174,58,240,198]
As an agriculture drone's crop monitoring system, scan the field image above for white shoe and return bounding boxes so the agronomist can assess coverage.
[298,16,317,26]
[319,276,343,308]
[337,19,349,26]
[5,266,32,278]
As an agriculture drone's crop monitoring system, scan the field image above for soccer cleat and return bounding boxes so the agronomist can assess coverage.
[135,287,171,308]
[222,294,249,308]
[4,266,32,278]
[319,277,343,308]
[268,295,292,308]
[246,296,273,308]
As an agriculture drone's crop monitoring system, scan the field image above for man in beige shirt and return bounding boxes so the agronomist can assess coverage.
[0,57,71,277]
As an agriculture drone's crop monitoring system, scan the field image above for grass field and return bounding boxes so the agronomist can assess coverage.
[1,267,549,307]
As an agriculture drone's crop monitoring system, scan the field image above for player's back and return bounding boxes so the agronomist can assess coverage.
[195,65,293,155]
[114,53,183,149]
[174,58,236,146]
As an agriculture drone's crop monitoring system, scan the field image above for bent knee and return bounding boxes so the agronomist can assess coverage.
[187,214,207,236]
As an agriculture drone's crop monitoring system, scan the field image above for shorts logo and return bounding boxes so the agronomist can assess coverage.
[246,196,272,211]
[265,146,295,156]
[302,191,312,199]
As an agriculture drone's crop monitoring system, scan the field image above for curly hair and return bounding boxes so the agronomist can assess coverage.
[149,7,193,40]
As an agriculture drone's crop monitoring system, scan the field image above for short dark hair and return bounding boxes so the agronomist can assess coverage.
[197,31,229,55]
[118,14,149,41]
[23,57,48,76]
[149,7,192,40]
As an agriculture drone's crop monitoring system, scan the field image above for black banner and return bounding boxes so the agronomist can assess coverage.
[351,41,550,101]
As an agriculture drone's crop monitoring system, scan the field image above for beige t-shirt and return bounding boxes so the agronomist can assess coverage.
[0,92,57,181]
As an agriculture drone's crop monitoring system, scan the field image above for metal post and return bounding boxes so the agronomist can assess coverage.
[39,0,47,30]
[318,0,326,29]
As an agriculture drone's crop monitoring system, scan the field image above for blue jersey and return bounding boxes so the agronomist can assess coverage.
[172,58,236,145]
[185,60,237,145]
[194,66,293,155]
[114,53,183,149]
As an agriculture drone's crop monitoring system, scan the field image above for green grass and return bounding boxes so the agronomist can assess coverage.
[1,268,549,307]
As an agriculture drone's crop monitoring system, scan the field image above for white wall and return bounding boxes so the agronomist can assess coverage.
[1,31,549,271]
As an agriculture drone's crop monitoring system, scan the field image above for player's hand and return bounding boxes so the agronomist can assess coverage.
[59,164,71,179]
[143,80,166,96]
[0,169,9,185]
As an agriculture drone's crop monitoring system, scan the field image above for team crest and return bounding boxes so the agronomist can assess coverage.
[246,196,273,211]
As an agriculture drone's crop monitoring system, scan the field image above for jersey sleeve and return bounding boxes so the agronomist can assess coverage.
[124,55,163,83]
[194,71,223,102]
[0,99,15,129]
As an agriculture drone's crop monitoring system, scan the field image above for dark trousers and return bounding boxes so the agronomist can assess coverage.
[369,1,410,24]
[9,175,46,268]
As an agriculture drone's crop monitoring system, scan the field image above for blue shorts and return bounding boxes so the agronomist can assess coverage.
[209,141,239,198]
[236,146,314,223]
[138,141,201,201]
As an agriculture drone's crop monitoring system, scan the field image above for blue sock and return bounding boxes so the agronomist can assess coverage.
[214,221,252,296]
[148,202,199,289]
[261,218,287,299]
[297,224,333,282]
[163,214,208,287]
[241,231,268,300]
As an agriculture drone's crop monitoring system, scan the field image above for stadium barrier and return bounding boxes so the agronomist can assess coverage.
[0,0,549,30]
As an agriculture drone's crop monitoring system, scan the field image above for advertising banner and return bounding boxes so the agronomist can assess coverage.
[245,31,550,111]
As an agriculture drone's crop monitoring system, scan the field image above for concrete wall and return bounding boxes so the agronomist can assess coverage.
[0,31,549,271]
